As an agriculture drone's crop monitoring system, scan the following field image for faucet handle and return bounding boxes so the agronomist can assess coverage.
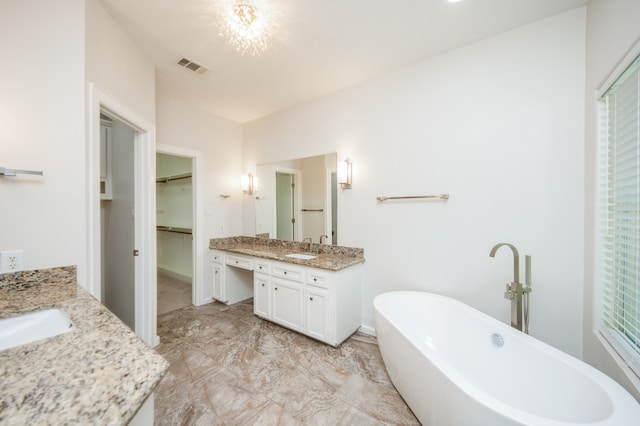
[504,284,515,300]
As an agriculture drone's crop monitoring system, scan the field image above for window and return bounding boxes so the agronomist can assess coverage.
[599,50,640,376]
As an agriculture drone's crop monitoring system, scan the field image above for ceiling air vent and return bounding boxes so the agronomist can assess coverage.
[177,57,209,75]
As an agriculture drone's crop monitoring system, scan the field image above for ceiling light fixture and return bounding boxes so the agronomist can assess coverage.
[217,0,274,56]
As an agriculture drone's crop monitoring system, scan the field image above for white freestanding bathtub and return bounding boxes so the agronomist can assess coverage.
[373,291,640,425]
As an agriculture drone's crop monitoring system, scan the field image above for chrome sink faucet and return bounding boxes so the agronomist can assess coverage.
[303,237,312,252]
[489,243,532,334]
[320,234,329,244]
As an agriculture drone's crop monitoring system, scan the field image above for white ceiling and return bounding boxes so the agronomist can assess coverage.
[99,0,589,123]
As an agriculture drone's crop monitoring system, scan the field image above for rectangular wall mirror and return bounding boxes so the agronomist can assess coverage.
[255,153,338,244]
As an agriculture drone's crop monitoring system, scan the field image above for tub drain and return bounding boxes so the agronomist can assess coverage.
[491,333,504,348]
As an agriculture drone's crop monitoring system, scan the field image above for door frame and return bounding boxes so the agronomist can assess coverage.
[156,144,205,306]
[87,83,158,347]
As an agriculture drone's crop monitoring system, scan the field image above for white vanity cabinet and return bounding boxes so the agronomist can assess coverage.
[305,284,329,341]
[211,250,225,302]
[253,259,362,346]
[210,247,363,346]
[253,259,271,318]
[270,262,305,333]
[210,250,254,305]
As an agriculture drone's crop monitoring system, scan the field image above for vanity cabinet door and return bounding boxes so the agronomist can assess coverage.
[305,286,329,342]
[254,273,271,318]
[271,278,304,332]
[212,263,224,302]
[211,250,226,303]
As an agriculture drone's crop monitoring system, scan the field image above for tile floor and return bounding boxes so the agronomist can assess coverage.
[153,299,419,425]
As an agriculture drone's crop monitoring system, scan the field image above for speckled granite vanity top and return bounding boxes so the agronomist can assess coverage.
[210,236,364,271]
[0,266,168,425]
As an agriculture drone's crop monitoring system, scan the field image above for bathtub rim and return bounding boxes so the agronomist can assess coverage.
[373,290,640,425]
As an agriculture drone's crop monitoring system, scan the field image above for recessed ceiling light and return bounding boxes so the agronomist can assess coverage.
[448,0,463,3]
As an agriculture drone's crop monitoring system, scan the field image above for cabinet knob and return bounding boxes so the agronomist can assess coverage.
[215,271,218,274]
[259,266,262,269]
[284,271,287,275]
[313,278,317,282]
[235,261,239,264]
[274,287,278,291]
[309,297,314,301]
[261,283,265,287]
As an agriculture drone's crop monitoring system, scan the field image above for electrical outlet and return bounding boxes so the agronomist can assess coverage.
[0,250,24,273]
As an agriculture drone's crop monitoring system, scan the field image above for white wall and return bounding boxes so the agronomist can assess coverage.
[0,0,158,288]
[85,0,155,125]
[155,88,244,268]
[244,9,587,357]
[85,0,156,292]
[0,0,86,273]
[584,0,640,400]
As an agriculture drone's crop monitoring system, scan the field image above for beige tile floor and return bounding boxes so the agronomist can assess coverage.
[153,299,419,425]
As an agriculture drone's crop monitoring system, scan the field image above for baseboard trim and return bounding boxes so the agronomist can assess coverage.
[358,325,376,336]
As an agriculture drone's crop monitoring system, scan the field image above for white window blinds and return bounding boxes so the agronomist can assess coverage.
[600,53,640,374]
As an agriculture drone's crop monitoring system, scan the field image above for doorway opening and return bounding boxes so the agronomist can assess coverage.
[156,152,193,314]
[88,83,157,347]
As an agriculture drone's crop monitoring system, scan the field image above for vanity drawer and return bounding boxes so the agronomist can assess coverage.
[254,259,271,274]
[226,254,253,270]
[272,263,304,282]
[306,271,329,289]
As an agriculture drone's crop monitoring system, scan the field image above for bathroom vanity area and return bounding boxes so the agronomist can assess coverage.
[209,237,364,346]
[0,266,168,425]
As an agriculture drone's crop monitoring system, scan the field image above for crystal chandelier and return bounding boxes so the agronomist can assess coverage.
[217,0,274,56]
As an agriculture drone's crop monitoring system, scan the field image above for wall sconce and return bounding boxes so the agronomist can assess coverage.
[241,172,258,195]
[338,159,352,189]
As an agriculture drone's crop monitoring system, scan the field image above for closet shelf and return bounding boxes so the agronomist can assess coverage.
[157,225,192,235]
[156,172,192,183]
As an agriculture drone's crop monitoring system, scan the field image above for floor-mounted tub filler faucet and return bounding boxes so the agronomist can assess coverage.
[489,243,532,334]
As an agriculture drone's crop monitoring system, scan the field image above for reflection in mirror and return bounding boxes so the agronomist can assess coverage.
[255,153,338,244]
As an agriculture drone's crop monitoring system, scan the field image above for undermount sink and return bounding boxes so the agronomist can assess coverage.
[285,253,317,260]
[0,307,74,351]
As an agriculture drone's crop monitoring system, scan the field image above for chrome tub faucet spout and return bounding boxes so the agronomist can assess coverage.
[489,243,519,283]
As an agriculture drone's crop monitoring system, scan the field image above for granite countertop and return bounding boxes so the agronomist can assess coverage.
[0,266,169,425]
[209,236,365,271]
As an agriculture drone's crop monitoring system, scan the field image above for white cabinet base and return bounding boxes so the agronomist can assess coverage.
[254,259,362,346]
[210,249,363,346]
[210,251,253,305]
